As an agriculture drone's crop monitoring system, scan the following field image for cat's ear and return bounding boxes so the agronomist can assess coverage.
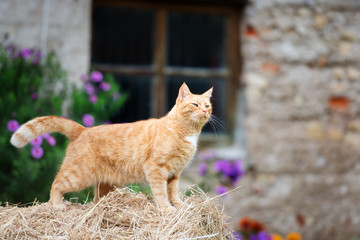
[177,82,192,103]
[202,87,213,99]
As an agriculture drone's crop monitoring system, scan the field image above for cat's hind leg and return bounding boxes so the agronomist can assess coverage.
[49,165,94,210]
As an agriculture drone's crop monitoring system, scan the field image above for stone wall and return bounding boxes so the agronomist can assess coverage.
[0,0,91,85]
[225,0,360,239]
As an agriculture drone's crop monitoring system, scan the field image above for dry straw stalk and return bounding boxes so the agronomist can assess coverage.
[0,186,235,240]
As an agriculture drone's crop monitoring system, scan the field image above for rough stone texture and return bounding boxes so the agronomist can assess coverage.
[0,0,91,85]
[227,0,360,239]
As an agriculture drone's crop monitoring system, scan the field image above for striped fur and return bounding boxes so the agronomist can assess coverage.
[10,83,213,212]
[10,116,85,148]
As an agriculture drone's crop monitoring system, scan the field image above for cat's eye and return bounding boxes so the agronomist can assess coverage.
[205,105,210,109]
[192,103,198,107]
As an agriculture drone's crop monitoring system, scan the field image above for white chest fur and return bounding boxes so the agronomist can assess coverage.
[185,134,199,147]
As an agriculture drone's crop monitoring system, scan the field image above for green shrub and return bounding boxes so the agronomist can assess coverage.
[0,44,127,205]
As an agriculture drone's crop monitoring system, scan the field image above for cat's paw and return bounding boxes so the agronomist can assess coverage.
[172,200,185,208]
[52,203,66,211]
[161,205,176,213]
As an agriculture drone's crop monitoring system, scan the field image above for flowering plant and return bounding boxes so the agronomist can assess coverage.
[0,44,127,204]
[197,150,244,196]
[70,71,127,127]
[0,44,68,204]
[234,216,302,240]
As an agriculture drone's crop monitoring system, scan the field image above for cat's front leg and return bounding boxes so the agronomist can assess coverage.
[145,167,175,212]
[167,174,184,208]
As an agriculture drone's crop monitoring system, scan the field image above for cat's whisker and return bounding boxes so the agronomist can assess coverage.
[207,115,225,136]
[210,115,225,130]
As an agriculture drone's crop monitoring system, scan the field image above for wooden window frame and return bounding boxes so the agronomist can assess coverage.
[92,0,242,144]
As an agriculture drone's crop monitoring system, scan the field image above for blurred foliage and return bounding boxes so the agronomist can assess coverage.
[0,44,127,205]
[0,45,67,204]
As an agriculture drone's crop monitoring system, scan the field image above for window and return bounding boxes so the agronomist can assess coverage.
[92,0,241,139]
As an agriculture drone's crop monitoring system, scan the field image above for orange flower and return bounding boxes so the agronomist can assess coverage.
[239,217,252,231]
[272,233,284,240]
[250,220,265,232]
[286,232,302,240]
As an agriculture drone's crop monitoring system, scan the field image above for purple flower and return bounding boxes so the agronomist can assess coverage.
[7,44,15,54]
[7,120,19,132]
[230,160,244,184]
[214,159,244,185]
[233,231,243,240]
[90,71,103,82]
[214,159,228,173]
[31,146,44,159]
[20,48,32,59]
[198,163,208,176]
[33,50,42,65]
[99,82,111,91]
[41,132,51,139]
[221,161,233,177]
[113,92,121,100]
[250,231,271,240]
[85,82,95,95]
[31,93,38,100]
[11,51,20,58]
[30,136,43,147]
[82,114,94,127]
[46,136,56,146]
[89,94,98,103]
[80,73,88,81]
[215,185,227,195]
[33,58,40,65]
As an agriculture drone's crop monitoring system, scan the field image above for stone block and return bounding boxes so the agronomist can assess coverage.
[225,173,360,240]
[0,0,91,85]
[246,118,360,173]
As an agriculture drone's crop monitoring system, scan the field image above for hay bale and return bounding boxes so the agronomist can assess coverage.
[0,186,234,239]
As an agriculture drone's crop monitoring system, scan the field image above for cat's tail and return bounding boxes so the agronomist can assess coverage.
[10,116,85,148]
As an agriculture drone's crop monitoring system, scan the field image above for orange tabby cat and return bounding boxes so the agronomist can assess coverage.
[10,83,212,212]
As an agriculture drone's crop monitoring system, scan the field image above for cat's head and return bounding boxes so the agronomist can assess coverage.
[172,83,213,126]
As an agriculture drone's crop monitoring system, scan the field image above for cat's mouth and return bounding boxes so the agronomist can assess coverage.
[201,115,210,121]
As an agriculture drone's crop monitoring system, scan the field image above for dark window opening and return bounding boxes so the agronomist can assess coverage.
[91,1,241,137]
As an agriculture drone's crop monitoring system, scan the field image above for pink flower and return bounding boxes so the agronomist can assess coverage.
[82,114,94,127]
[20,48,32,59]
[31,93,38,100]
[90,71,103,82]
[99,82,111,91]
[31,146,44,159]
[41,133,51,139]
[89,94,98,103]
[7,120,19,132]
[80,73,88,81]
[198,163,207,176]
[46,136,56,146]
[85,82,95,95]
[30,136,43,147]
